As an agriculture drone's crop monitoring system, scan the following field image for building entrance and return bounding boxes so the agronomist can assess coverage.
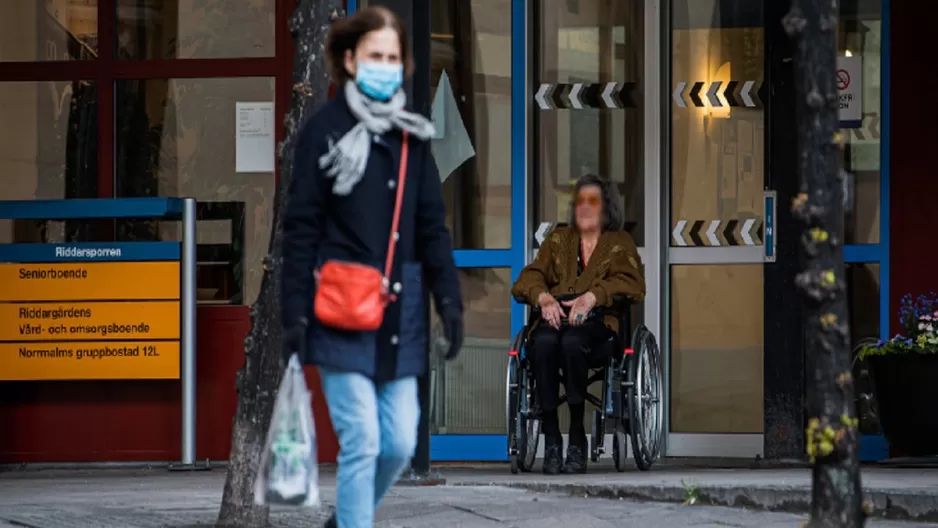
[361,0,887,463]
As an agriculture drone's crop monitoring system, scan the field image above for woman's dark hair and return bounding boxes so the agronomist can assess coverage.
[567,173,624,232]
[326,6,415,84]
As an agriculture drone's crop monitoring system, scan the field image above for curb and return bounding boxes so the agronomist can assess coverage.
[455,481,938,522]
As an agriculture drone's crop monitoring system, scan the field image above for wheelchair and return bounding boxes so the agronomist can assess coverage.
[506,294,664,473]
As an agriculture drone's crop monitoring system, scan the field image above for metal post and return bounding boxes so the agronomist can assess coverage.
[171,198,203,471]
[182,197,197,466]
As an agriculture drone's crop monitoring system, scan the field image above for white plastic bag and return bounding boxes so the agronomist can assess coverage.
[253,354,321,508]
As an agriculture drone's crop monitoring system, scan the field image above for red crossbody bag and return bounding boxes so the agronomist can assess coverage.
[313,131,409,332]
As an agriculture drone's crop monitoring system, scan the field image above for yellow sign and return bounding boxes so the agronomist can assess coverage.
[0,301,180,341]
[0,261,181,380]
[1,341,180,380]
[0,262,180,301]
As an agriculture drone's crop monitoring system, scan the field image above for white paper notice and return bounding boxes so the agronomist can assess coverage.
[236,102,275,173]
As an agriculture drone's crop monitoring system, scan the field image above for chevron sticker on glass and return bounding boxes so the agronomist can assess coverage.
[672,80,766,109]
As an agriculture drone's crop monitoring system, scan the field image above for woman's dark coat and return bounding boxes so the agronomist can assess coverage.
[281,89,462,382]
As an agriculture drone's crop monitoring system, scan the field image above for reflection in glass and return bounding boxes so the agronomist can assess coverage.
[670,265,763,433]
[840,0,882,244]
[115,78,276,306]
[847,262,881,435]
[670,1,764,248]
[0,1,99,61]
[430,268,512,434]
[116,0,275,59]
[0,81,98,243]
[533,0,644,244]
[431,0,511,249]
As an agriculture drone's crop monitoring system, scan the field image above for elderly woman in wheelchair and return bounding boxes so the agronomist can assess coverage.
[510,174,648,475]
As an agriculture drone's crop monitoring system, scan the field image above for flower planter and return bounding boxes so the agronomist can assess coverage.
[868,352,938,456]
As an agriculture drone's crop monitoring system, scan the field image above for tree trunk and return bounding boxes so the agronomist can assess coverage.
[784,1,866,527]
[216,1,342,525]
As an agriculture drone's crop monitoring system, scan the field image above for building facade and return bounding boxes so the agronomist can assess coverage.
[363,0,890,462]
[1,0,914,465]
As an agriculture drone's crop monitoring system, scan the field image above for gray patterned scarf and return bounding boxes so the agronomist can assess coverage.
[318,82,436,195]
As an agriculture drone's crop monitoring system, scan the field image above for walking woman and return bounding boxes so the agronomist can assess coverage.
[280,6,464,527]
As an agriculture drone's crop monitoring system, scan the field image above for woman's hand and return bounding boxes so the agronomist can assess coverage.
[562,292,597,326]
[537,292,564,329]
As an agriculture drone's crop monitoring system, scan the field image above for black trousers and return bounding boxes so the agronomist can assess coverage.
[527,320,614,413]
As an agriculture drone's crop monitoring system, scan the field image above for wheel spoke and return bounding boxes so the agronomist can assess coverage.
[636,344,650,456]
[645,345,656,445]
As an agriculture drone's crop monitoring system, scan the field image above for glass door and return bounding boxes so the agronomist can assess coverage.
[531,0,662,457]
[666,0,767,457]
[419,0,529,462]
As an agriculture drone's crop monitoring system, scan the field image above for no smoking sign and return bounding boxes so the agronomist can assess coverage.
[836,69,850,91]
[836,56,861,125]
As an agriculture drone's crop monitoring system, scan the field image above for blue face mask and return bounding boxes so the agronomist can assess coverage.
[355,61,403,101]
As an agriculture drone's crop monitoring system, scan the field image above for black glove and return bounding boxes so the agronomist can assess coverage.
[282,317,308,364]
[438,299,464,361]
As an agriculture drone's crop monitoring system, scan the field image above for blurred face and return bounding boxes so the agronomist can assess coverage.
[344,27,402,78]
[574,184,603,233]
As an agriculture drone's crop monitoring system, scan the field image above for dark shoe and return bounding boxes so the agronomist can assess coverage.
[542,441,563,475]
[562,443,588,474]
[323,513,336,528]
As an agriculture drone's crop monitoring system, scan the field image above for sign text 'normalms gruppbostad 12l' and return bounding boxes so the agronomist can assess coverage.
[0,254,181,381]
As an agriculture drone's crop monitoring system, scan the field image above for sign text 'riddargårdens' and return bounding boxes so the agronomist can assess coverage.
[0,260,181,381]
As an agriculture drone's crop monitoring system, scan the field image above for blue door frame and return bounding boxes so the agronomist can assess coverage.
[422,0,527,462]
[850,0,890,462]
[348,0,891,463]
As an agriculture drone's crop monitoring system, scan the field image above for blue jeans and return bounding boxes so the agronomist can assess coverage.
[319,368,419,528]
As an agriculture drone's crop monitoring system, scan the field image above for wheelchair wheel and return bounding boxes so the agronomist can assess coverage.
[506,332,540,473]
[628,325,664,471]
[506,354,521,474]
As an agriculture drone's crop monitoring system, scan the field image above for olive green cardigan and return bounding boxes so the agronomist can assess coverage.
[510,226,646,334]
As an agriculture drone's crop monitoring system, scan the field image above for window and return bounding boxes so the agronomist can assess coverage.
[532,0,645,245]
[115,77,276,304]
[431,0,512,249]
[840,0,883,245]
[0,1,99,61]
[0,80,99,243]
[0,0,288,308]
[116,0,276,60]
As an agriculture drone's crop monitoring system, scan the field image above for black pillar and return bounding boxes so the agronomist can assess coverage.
[409,0,433,479]
[762,0,806,461]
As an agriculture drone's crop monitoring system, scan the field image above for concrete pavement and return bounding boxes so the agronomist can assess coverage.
[0,465,937,527]
[444,462,938,522]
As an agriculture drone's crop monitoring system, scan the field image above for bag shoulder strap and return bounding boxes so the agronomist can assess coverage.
[383,130,409,280]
